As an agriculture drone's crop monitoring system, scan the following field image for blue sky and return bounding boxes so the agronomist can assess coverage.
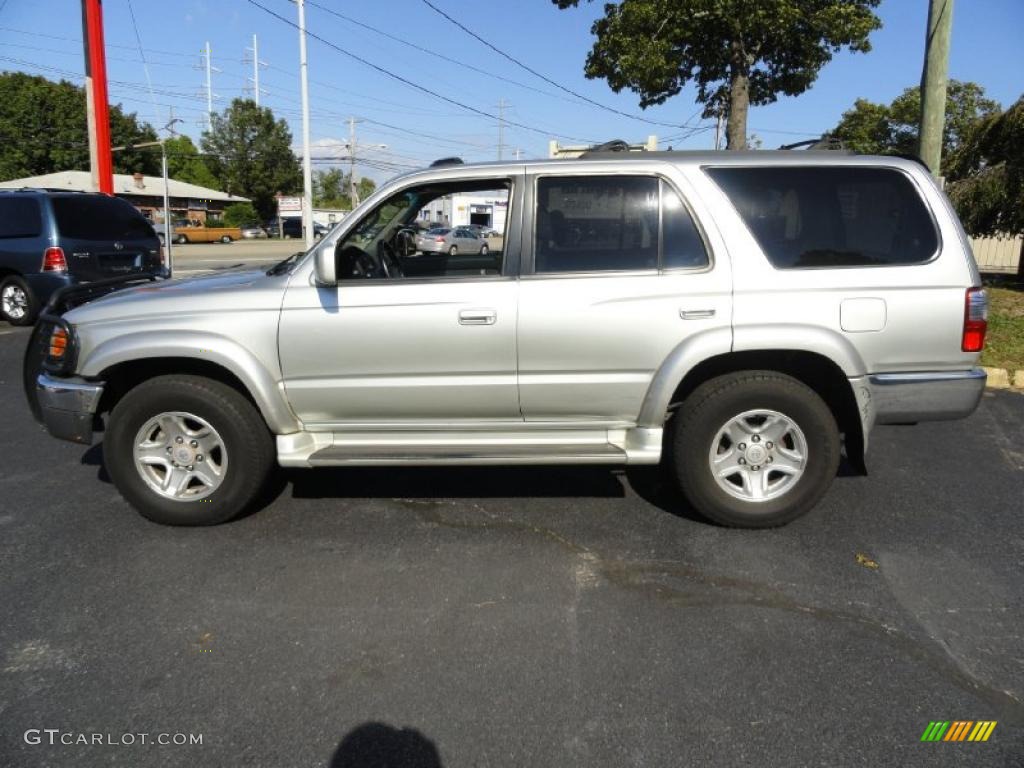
[0,0,1021,182]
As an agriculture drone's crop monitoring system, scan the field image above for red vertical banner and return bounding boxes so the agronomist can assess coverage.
[82,0,113,194]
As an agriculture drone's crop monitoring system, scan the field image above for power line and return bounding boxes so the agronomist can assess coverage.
[419,0,693,131]
[305,1,582,105]
[243,0,596,145]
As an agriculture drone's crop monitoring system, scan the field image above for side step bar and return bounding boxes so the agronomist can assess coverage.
[277,427,662,468]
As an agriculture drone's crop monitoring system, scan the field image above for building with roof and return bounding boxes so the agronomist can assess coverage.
[0,170,250,225]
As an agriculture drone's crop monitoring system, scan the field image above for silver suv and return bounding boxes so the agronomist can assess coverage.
[26,151,988,528]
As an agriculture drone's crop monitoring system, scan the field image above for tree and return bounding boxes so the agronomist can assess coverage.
[552,0,881,149]
[946,97,1024,238]
[0,72,160,179]
[831,80,1000,169]
[163,135,220,189]
[200,99,302,218]
[313,168,376,209]
[222,202,260,227]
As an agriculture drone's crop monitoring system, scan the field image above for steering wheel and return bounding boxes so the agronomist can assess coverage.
[378,240,404,279]
[337,245,378,279]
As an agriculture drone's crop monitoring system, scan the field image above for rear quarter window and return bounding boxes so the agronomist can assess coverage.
[51,196,156,241]
[0,197,43,238]
[706,166,938,268]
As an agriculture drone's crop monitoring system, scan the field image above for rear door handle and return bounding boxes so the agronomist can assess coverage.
[680,308,716,320]
[459,309,497,325]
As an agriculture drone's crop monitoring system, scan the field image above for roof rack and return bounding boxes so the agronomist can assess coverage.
[778,135,847,151]
[430,157,464,168]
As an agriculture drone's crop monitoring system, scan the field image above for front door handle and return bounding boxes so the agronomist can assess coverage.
[459,309,497,325]
[680,308,716,320]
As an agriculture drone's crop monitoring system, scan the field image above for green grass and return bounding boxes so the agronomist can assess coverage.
[981,284,1024,371]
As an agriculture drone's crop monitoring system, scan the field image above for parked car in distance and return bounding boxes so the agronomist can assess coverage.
[415,226,489,255]
[0,189,161,325]
[265,217,329,240]
[27,150,988,529]
[240,222,268,239]
[157,219,242,245]
[468,223,498,238]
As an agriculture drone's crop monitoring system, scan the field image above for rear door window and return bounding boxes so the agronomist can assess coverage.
[705,166,938,268]
[0,197,42,238]
[533,176,708,273]
[52,196,155,241]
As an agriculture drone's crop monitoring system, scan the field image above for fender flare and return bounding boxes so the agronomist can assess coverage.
[79,330,299,434]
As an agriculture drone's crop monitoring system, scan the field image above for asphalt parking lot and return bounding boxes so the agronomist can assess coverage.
[1,316,1022,766]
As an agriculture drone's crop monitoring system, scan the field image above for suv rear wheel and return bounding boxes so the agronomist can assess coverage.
[104,375,275,525]
[670,371,840,528]
[1,275,36,326]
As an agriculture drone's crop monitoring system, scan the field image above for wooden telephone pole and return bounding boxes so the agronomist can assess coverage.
[918,0,954,178]
[81,0,113,193]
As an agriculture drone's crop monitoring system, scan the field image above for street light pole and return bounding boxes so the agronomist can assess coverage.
[296,0,314,249]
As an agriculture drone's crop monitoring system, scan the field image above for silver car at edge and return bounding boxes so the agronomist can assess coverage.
[27,150,987,528]
[415,226,489,255]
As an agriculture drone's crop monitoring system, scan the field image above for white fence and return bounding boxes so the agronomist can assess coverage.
[971,234,1022,273]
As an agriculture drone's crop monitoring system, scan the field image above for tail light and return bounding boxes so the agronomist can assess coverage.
[159,245,166,267]
[435,236,445,243]
[42,247,67,272]
[962,287,988,352]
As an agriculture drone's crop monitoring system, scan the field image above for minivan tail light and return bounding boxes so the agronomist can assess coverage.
[962,287,988,352]
[435,236,445,243]
[42,247,67,273]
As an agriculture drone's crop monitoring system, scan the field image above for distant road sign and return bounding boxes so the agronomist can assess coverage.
[277,196,302,213]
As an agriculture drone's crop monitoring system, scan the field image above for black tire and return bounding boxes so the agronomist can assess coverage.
[480,243,489,255]
[104,375,276,526]
[0,275,37,326]
[175,234,188,244]
[448,245,458,256]
[220,235,232,243]
[669,371,840,528]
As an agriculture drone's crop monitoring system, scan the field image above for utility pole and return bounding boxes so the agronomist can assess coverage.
[496,98,507,161]
[297,0,314,249]
[714,110,724,151]
[197,42,221,128]
[918,0,954,178]
[81,0,113,193]
[245,34,265,106]
[349,117,359,206]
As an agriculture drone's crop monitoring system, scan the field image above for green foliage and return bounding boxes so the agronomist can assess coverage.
[313,168,375,209]
[203,219,226,228]
[0,72,160,179]
[552,0,881,149]
[946,97,1024,236]
[163,135,220,189]
[831,81,1001,170]
[200,99,302,219]
[222,202,259,228]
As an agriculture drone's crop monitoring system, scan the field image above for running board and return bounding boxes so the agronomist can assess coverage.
[276,427,662,468]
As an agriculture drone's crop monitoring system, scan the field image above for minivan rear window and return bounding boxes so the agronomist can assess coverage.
[51,196,155,241]
[0,197,42,238]
[706,166,938,268]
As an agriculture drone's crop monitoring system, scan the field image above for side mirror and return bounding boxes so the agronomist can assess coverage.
[314,243,337,285]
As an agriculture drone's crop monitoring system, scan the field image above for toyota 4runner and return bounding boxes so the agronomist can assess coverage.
[25,150,988,527]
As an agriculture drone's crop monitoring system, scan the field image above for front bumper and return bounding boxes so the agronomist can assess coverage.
[36,373,104,444]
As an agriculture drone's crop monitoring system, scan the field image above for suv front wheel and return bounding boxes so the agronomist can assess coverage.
[104,375,275,525]
[670,371,840,528]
